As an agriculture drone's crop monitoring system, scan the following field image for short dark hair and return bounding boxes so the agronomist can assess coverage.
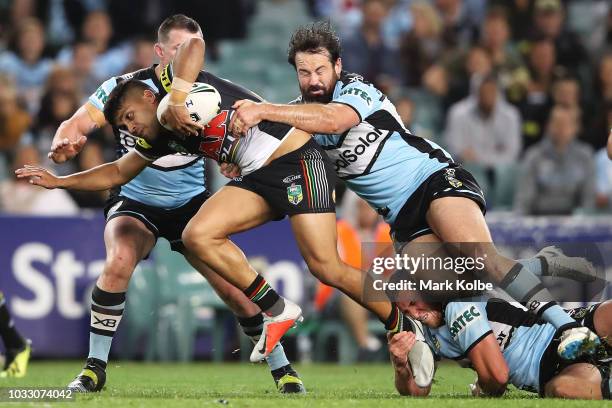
[103,79,156,127]
[287,21,341,68]
[157,14,202,43]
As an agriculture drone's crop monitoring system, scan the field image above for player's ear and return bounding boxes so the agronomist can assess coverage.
[335,58,342,77]
[154,42,164,60]
[143,89,157,104]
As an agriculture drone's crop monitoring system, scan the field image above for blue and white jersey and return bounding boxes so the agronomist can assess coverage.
[309,72,453,225]
[89,65,206,209]
[423,298,556,393]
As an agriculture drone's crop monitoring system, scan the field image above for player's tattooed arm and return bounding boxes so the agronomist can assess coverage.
[159,37,206,136]
[467,334,509,397]
[388,332,431,397]
[229,100,360,136]
[48,102,104,163]
[15,151,149,191]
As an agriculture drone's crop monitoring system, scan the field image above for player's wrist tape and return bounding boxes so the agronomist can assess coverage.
[171,76,193,94]
[168,89,188,106]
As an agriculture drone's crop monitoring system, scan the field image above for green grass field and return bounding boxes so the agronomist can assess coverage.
[0,361,605,407]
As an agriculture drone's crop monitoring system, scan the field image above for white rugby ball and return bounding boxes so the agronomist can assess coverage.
[406,317,436,387]
[157,82,222,131]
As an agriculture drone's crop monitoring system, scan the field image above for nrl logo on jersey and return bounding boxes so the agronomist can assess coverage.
[287,183,303,205]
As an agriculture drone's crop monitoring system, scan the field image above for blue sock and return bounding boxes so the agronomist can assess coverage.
[88,286,125,363]
[499,263,574,329]
[265,344,290,371]
[238,314,290,371]
[540,304,575,329]
[518,257,544,277]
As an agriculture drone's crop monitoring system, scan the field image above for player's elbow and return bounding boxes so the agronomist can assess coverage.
[396,387,412,397]
[318,106,353,135]
[493,364,510,386]
[185,37,205,54]
[479,368,509,395]
[319,115,344,134]
[110,163,133,188]
[396,383,430,397]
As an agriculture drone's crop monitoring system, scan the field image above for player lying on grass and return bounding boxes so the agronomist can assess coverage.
[16,36,423,367]
[44,14,304,394]
[389,298,611,399]
[226,21,600,360]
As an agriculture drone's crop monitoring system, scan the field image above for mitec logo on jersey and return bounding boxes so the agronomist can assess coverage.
[340,87,372,105]
[449,306,481,339]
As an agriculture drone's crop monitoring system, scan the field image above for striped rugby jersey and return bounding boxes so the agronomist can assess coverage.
[305,71,455,225]
[133,64,294,176]
[89,65,206,209]
[424,297,559,393]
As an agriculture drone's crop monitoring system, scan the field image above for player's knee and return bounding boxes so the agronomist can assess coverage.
[594,301,612,343]
[104,247,139,283]
[182,223,213,254]
[545,378,575,399]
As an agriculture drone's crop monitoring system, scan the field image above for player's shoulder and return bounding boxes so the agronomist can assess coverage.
[334,71,383,105]
[338,71,370,88]
[200,71,263,102]
[90,66,156,110]
[337,71,377,92]
[116,66,156,83]
[444,299,488,334]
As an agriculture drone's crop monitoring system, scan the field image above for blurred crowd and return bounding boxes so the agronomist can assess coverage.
[0,0,255,212]
[321,0,612,215]
[0,0,611,216]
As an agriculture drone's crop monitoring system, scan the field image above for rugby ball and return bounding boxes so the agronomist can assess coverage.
[157,82,221,131]
[406,318,436,387]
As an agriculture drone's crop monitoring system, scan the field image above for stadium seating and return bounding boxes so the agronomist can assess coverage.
[492,163,518,210]
[153,240,231,362]
[120,260,158,361]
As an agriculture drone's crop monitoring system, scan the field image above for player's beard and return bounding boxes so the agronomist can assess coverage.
[301,81,335,103]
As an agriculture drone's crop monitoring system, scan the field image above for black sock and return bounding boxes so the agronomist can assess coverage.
[0,292,25,351]
[384,304,405,333]
[600,367,611,399]
[271,365,295,380]
[243,275,285,316]
[237,314,264,342]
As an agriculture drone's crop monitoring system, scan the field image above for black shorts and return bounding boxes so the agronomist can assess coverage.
[227,138,336,218]
[104,191,210,253]
[391,165,487,243]
[538,303,611,397]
